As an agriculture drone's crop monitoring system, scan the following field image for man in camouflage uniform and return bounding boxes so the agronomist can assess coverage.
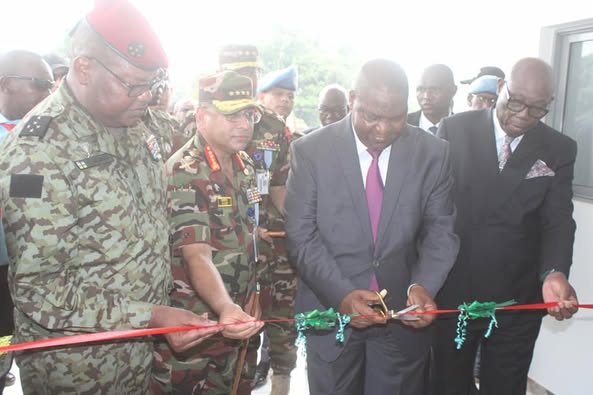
[153,71,264,395]
[220,46,298,395]
[0,2,224,393]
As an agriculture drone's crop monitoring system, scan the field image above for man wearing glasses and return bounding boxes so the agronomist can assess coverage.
[434,57,579,395]
[0,1,245,392]
[0,49,53,391]
[153,70,264,394]
[0,50,53,142]
[466,75,500,110]
[304,84,350,134]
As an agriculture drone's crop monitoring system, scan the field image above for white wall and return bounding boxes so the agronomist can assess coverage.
[529,199,593,394]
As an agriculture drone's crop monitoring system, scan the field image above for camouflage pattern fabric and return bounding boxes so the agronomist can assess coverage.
[152,134,259,394]
[245,108,297,375]
[0,83,173,394]
[170,109,197,158]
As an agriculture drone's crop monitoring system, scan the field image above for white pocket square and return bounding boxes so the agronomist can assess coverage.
[525,159,555,179]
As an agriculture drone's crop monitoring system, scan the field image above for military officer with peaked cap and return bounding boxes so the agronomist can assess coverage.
[153,70,264,395]
[219,46,298,395]
[0,1,230,393]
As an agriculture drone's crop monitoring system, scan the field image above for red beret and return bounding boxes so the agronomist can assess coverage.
[86,0,168,71]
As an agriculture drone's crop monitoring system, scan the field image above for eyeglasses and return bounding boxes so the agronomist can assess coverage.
[89,57,163,98]
[504,84,549,119]
[472,94,497,107]
[223,108,262,124]
[2,76,54,91]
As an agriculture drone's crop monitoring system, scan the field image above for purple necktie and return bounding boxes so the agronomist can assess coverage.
[366,148,383,291]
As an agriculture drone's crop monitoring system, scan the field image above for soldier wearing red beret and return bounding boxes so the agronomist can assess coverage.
[0,1,239,393]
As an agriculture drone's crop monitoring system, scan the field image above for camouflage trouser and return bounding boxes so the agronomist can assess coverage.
[16,341,153,395]
[152,335,259,395]
[256,237,298,375]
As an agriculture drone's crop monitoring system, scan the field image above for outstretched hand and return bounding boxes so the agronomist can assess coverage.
[150,305,221,353]
[542,271,578,320]
[219,303,264,340]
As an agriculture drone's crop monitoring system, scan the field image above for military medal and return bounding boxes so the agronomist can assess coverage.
[246,186,262,264]
[145,134,162,161]
[255,140,278,195]
[246,187,262,205]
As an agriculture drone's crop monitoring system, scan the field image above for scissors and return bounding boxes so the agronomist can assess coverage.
[367,289,421,321]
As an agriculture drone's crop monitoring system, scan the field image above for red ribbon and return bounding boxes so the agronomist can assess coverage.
[1,303,591,354]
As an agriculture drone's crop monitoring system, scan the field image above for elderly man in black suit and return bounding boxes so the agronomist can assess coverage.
[434,57,579,395]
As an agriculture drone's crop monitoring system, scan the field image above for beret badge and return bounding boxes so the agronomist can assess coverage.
[128,41,146,58]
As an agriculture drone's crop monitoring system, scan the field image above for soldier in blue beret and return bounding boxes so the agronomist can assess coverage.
[258,66,298,121]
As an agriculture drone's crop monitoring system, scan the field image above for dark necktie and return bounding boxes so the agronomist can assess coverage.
[498,134,515,172]
[366,148,383,291]
[428,126,438,134]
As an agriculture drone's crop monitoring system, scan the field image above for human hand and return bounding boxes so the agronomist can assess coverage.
[339,289,387,329]
[542,271,578,320]
[402,285,437,329]
[150,305,221,352]
[219,302,264,339]
[256,227,274,245]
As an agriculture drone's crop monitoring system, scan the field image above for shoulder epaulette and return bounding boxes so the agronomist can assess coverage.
[19,115,52,139]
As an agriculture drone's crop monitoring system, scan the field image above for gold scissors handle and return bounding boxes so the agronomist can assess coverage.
[367,289,421,321]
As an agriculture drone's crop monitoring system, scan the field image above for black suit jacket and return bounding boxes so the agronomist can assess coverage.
[407,110,421,127]
[436,109,577,311]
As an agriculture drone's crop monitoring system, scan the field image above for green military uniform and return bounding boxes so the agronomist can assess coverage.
[0,82,173,394]
[152,71,261,395]
[244,108,298,376]
[219,44,298,382]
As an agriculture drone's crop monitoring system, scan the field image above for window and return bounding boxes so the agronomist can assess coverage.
[541,19,593,199]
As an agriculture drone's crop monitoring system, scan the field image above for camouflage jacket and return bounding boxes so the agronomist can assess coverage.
[0,83,173,343]
[244,107,290,231]
[166,134,260,315]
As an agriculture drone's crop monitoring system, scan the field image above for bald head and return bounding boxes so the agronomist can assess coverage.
[508,57,554,102]
[353,59,408,100]
[318,84,348,126]
[496,57,555,137]
[0,50,53,120]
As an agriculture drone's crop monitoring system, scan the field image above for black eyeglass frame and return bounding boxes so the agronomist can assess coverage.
[88,56,164,98]
[504,84,550,119]
[2,75,54,91]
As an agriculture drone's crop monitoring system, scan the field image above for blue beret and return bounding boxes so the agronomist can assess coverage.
[468,75,499,95]
[258,66,297,93]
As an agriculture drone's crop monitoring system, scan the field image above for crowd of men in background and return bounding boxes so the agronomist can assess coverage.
[0,1,581,395]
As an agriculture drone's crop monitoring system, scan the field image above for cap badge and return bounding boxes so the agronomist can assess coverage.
[128,42,146,58]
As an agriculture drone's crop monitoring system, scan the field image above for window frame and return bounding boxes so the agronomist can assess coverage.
[540,18,593,200]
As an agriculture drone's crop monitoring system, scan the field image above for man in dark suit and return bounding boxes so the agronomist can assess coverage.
[434,57,579,395]
[408,64,457,134]
[285,59,459,395]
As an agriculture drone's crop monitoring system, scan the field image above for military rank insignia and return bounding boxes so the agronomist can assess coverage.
[246,187,262,205]
[74,153,114,170]
[217,196,233,208]
[145,134,162,161]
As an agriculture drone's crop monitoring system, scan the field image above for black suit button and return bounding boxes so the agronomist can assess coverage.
[372,260,380,267]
